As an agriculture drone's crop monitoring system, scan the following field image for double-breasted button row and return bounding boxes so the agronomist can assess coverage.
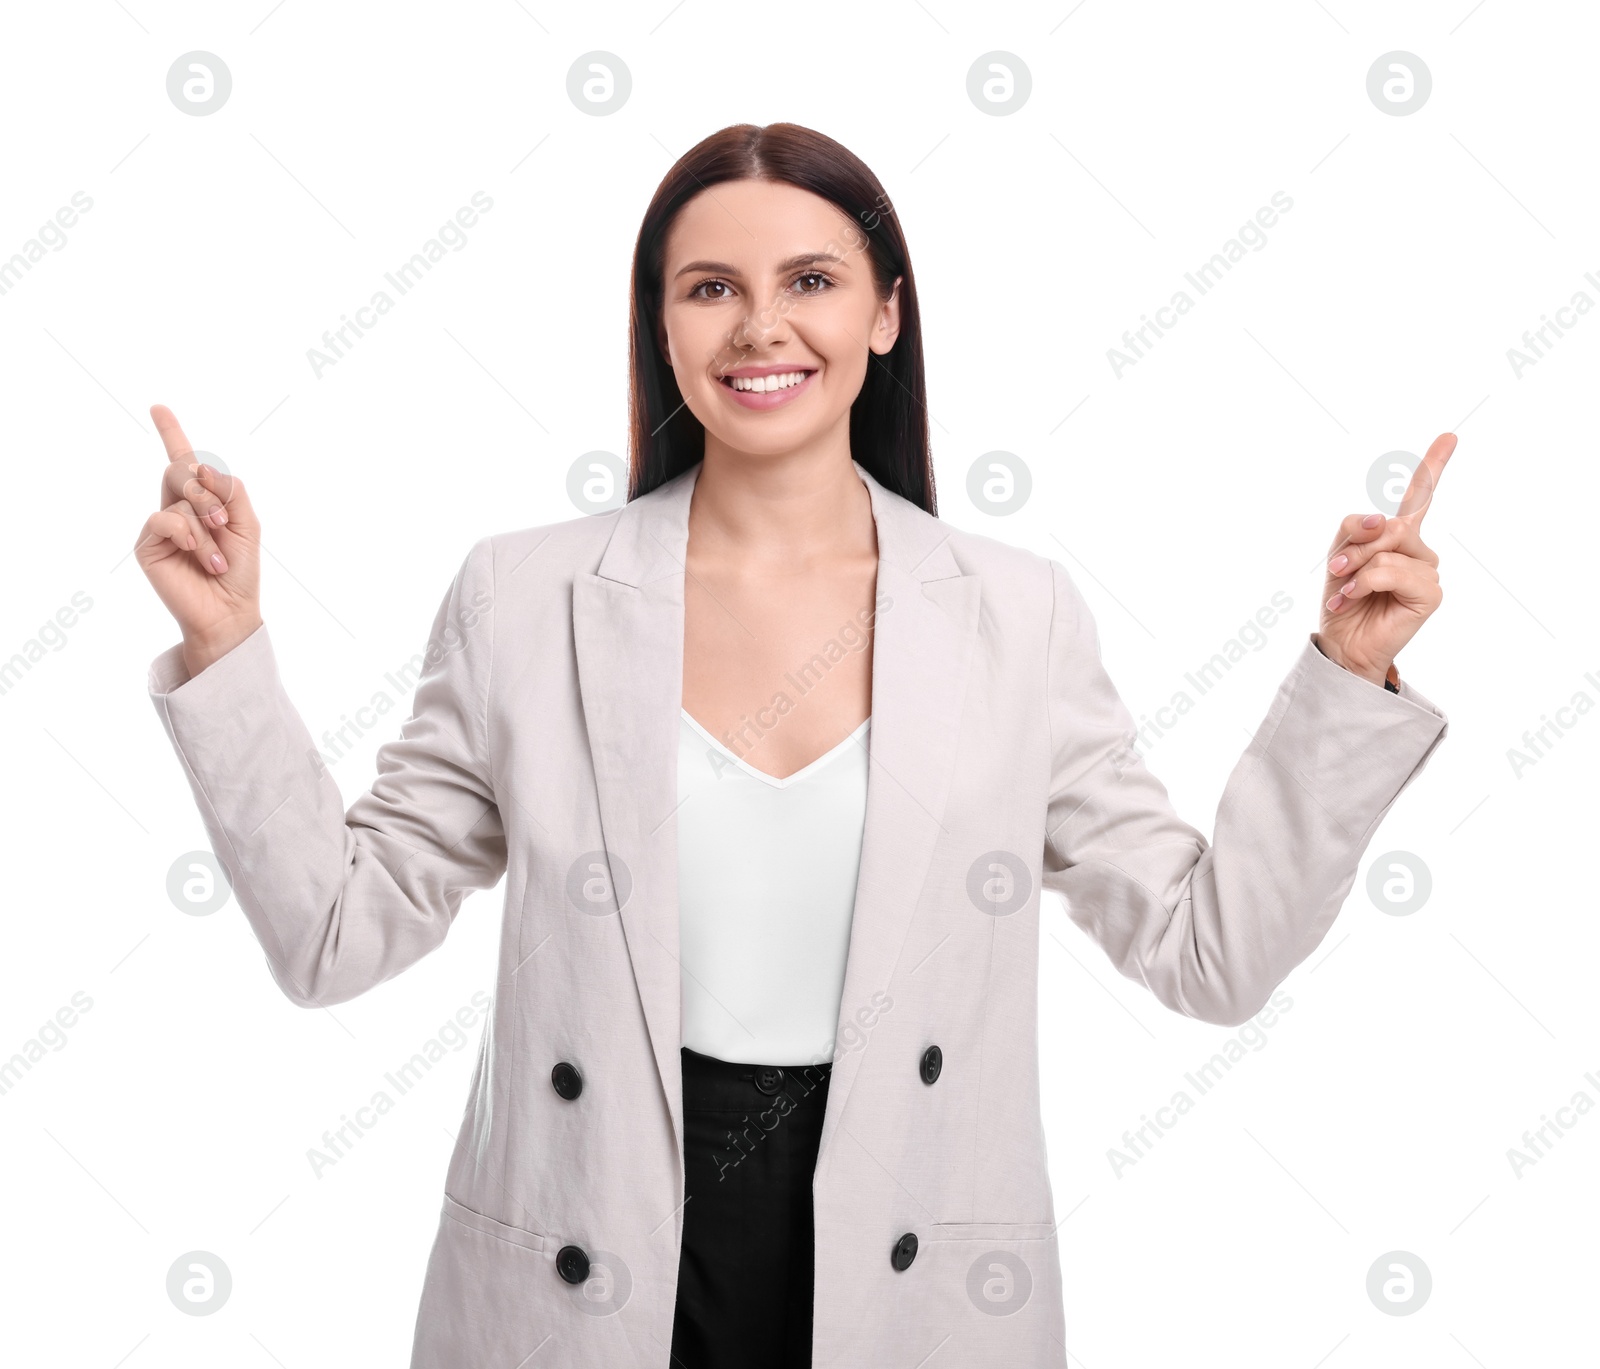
[551,1061,583,1099]
[561,1051,935,1097]
[553,1055,934,1280]
[889,1047,942,1273]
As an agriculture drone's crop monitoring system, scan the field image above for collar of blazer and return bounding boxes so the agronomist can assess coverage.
[571,458,982,1168]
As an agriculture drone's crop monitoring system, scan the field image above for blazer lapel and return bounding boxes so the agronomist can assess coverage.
[572,462,700,1167]
[817,464,980,1165]
[571,458,981,1175]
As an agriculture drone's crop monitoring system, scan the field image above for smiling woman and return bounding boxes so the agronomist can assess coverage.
[137,120,1453,1369]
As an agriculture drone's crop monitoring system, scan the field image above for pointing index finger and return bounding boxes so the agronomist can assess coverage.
[1396,431,1457,525]
[151,404,196,465]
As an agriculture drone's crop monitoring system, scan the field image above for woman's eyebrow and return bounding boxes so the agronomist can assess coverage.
[673,251,848,280]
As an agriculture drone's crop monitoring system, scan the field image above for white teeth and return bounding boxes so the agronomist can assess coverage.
[728,370,809,392]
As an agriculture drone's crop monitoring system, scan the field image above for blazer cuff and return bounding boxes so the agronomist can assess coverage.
[147,624,295,835]
[148,622,273,700]
[1303,630,1445,718]
[1258,632,1449,839]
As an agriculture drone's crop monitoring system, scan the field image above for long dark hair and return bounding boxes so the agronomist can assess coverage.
[626,122,935,514]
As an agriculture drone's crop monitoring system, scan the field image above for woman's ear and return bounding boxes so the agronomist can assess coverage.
[871,275,904,355]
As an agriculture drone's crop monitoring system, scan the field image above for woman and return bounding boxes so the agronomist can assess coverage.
[139,123,1452,1367]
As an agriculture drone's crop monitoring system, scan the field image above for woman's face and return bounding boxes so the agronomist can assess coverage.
[656,178,901,460]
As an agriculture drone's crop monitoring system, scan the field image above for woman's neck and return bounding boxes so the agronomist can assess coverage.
[687,441,877,571]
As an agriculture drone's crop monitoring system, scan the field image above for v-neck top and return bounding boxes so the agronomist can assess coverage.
[676,709,871,1064]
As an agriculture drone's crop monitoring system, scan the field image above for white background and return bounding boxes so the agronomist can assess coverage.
[0,0,1592,1364]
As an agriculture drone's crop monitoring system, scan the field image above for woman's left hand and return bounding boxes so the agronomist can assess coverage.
[1317,431,1456,687]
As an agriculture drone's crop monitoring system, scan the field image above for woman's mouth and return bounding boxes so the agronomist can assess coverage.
[718,368,817,410]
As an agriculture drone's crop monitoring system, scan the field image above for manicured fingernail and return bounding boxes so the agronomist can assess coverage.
[1362,513,1383,527]
[1329,554,1348,573]
[210,552,227,573]
[212,506,228,526]
[1326,593,1343,609]
[1341,578,1356,593]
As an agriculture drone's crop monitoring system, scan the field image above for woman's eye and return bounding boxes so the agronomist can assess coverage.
[691,279,731,300]
[793,272,832,294]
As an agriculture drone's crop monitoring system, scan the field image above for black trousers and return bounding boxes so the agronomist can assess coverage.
[669,1045,834,1368]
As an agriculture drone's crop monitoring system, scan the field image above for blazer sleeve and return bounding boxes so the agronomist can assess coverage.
[1039,559,1447,1027]
[147,536,507,1008]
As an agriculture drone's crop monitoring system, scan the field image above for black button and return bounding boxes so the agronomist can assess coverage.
[920,1045,942,1085]
[891,1232,918,1271]
[551,1061,583,1100]
[753,1065,785,1095]
[556,1244,590,1284]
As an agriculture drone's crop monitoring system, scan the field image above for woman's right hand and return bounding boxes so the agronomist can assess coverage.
[135,404,264,678]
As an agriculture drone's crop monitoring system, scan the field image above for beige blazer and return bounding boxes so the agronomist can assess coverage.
[148,458,1448,1366]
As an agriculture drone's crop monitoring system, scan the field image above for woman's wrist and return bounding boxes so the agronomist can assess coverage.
[1312,632,1396,690]
[182,615,264,679]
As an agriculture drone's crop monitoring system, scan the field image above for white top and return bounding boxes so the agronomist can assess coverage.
[676,708,871,1065]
